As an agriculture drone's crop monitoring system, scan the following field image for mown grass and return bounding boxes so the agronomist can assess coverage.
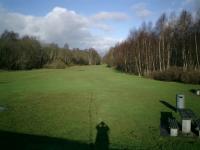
[0,65,200,149]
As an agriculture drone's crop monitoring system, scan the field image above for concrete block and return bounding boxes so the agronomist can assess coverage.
[170,128,178,136]
[182,119,191,133]
[196,90,200,96]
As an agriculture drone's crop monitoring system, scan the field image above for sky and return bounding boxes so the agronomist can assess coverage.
[0,0,199,54]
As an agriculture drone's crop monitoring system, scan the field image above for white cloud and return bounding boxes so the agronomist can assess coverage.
[0,6,122,52]
[131,3,153,18]
[91,11,129,21]
[93,23,112,32]
[184,0,194,4]
[83,36,119,54]
[181,0,193,7]
[181,0,200,11]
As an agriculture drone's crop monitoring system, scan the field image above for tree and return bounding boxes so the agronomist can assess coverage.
[0,31,101,70]
[104,9,200,79]
[63,43,69,50]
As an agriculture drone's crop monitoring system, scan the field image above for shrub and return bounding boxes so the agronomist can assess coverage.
[181,71,200,84]
[150,67,200,84]
[43,60,66,69]
[151,67,182,82]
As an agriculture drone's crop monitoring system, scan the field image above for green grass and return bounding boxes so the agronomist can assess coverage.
[0,65,200,149]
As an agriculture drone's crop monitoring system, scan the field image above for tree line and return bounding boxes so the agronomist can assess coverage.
[0,31,101,70]
[104,10,200,79]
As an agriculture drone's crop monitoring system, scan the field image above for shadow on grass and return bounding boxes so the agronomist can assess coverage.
[0,122,117,150]
[0,122,116,150]
[160,112,173,136]
[190,89,196,94]
[0,130,91,150]
[160,100,176,112]
[191,119,200,137]
[191,124,199,136]
[95,121,110,150]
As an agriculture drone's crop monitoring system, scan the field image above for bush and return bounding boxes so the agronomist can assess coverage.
[43,60,66,69]
[151,67,200,84]
[181,71,200,84]
[151,67,182,82]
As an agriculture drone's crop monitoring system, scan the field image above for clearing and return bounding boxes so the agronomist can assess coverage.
[0,65,200,149]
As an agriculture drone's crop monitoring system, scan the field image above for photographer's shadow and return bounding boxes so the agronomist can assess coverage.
[95,121,110,150]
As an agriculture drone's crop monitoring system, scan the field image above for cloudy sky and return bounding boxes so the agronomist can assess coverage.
[0,0,198,54]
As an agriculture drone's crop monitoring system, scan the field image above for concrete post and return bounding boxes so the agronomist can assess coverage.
[196,90,200,96]
[182,119,191,133]
[170,128,178,136]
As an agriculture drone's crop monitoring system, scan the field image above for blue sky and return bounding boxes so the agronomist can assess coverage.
[0,0,198,53]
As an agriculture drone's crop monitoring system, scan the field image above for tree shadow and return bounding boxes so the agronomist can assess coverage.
[160,112,173,136]
[0,124,117,150]
[0,130,91,150]
[160,100,176,112]
[95,121,110,150]
[190,89,196,94]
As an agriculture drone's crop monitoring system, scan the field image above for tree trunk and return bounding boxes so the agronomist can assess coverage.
[195,33,199,69]
[158,38,162,71]
[167,43,170,69]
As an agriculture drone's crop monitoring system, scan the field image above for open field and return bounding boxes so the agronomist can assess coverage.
[0,65,200,149]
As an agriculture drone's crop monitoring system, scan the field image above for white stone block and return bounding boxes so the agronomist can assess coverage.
[182,119,191,133]
[170,128,178,136]
[196,90,200,96]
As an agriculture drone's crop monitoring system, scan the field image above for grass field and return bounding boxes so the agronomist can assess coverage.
[0,65,200,149]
